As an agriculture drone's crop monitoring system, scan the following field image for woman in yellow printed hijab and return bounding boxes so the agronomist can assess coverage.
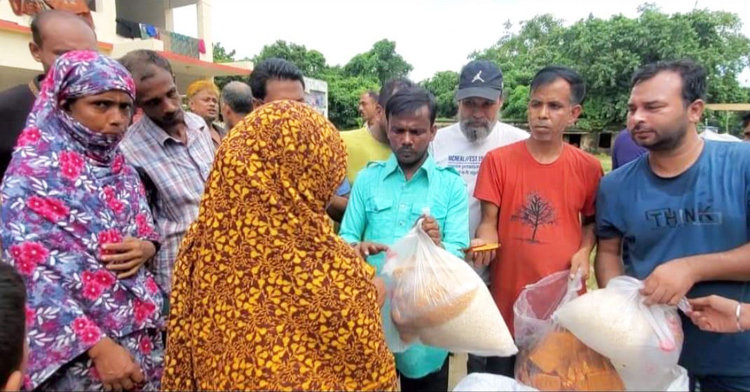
[162,100,397,391]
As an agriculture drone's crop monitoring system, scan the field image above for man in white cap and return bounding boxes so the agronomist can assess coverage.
[431,60,528,374]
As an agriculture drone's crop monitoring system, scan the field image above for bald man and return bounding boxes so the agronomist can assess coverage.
[220,81,253,131]
[0,10,98,178]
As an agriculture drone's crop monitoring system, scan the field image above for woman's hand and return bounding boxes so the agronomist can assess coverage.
[101,237,156,279]
[88,337,144,391]
[688,295,747,333]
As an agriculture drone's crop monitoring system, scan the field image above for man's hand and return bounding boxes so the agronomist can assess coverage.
[688,296,746,333]
[352,241,389,259]
[421,215,441,246]
[88,337,144,391]
[570,248,591,281]
[101,237,157,279]
[465,238,496,267]
[642,258,696,306]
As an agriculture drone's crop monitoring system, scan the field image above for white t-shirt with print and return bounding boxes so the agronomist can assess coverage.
[432,121,529,282]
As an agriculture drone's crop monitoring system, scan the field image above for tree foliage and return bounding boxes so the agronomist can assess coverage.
[343,40,414,85]
[473,8,750,130]
[420,71,459,119]
[253,40,328,78]
[212,42,247,91]
[212,7,749,133]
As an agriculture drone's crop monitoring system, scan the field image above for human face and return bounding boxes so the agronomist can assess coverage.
[627,71,704,151]
[67,90,133,135]
[358,93,379,125]
[387,106,437,170]
[458,96,503,142]
[528,79,582,142]
[189,89,219,123]
[30,18,98,73]
[744,122,750,142]
[135,68,184,130]
[254,79,305,107]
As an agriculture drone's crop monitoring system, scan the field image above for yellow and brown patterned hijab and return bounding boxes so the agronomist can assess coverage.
[163,100,397,391]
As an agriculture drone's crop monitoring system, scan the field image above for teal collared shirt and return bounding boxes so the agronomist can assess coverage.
[340,153,469,379]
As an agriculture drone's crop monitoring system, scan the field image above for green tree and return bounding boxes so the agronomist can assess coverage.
[344,39,413,84]
[253,40,327,78]
[473,9,750,131]
[420,71,459,119]
[321,68,379,130]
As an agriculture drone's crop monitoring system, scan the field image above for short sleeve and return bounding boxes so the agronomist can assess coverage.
[582,160,604,217]
[595,176,625,239]
[474,151,502,207]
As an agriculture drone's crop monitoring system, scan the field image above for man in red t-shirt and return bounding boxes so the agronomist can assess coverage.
[471,66,603,376]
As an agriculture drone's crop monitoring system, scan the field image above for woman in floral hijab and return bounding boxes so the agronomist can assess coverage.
[1,51,163,391]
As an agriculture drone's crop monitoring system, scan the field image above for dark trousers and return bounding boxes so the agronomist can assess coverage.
[467,354,487,374]
[690,374,750,392]
[398,357,450,392]
[486,355,517,378]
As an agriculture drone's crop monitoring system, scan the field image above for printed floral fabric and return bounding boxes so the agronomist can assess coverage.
[0,51,163,389]
[162,101,397,391]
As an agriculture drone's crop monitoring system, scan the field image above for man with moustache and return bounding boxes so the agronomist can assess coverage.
[595,60,750,391]
[118,50,216,297]
[473,66,602,376]
[340,87,469,392]
[431,60,528,374]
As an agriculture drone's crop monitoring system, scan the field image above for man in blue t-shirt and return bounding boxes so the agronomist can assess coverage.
[596,60,750,391]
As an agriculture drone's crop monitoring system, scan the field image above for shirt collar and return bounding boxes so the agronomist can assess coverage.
[381,152,435,182]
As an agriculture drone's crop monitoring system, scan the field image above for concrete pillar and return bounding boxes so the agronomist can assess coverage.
[196,0,213,62]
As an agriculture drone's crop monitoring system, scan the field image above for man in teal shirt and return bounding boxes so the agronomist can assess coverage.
[340,87,469,391]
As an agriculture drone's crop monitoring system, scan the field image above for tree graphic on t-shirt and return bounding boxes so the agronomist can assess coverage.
[511,192,556,243]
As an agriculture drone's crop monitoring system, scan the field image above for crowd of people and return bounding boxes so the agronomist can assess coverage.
[1,8,750,392]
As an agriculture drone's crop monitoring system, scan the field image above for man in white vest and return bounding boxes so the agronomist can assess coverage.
[431,60,528,374]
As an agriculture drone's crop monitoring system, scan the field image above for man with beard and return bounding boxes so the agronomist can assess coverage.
[118,50,217,298]
[340,87,469,392]
[596,60,750,391]
[431,60,528,374]
[473,66,602,377]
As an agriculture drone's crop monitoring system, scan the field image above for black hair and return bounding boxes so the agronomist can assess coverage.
[378,78,415,108]
[385,87,437,125]
[742,112,750,129]
[249,58,306,101]
[0,263,26,386]
[530,66,586,105]
[118,50,174,82]
[365,90,379,102]
[631,60,707,105]
[221,81,254,114]
[30,9,94,47]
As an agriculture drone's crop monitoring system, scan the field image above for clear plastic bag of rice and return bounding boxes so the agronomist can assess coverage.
[382,217,517,357]
[553,276,685,390]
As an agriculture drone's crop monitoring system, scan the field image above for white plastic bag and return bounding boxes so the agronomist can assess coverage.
[453,373,538,392]
[553,276,685,390]
[382,218,517,356]
[514,271,626,391]
[513,270,581,350]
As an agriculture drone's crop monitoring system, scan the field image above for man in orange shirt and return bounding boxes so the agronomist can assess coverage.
[472,66,603,376]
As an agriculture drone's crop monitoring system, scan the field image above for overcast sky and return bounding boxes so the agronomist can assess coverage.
[174,0,750,84]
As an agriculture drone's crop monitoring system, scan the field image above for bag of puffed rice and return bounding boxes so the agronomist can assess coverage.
[553,276,686,391]
[381,217,517,356]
